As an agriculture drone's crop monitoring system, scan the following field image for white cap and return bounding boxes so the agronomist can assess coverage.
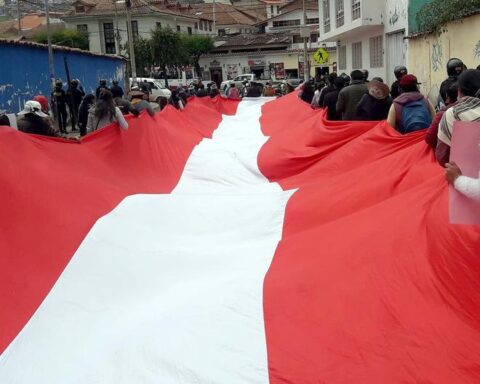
[18,101,48,118]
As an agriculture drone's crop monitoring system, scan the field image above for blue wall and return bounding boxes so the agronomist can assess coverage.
[0,42,126,113]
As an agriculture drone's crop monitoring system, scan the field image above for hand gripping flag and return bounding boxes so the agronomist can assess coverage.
[1,94,479,383]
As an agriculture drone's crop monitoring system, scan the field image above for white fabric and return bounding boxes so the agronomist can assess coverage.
[454,172,480,200]
[0,98,294,383]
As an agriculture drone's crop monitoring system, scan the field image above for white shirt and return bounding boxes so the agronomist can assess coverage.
[454,172,480,200]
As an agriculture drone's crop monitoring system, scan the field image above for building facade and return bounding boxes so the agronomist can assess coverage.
[319,0,408,84]
[63,0,212,55]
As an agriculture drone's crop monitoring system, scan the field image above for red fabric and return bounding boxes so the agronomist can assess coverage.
[0,97,239,354]
[259,92,480,383]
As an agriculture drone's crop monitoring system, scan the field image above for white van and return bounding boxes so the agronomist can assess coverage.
[129,78,172,102]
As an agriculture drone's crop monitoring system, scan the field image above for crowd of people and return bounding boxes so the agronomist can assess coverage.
[1,60,479,200]
[301,58,480,200]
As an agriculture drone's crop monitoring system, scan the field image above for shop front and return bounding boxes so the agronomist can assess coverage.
[209,60,223,86]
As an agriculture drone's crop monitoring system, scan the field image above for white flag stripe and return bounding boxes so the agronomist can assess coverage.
[0,98,294,383]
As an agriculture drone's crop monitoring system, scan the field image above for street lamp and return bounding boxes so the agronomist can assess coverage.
[116,0,137,86]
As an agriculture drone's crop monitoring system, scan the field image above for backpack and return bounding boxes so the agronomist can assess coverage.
[399,100,432,134]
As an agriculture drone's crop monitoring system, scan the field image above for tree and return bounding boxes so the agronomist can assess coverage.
[134,37,154,77]
[150,26,188,87]
[33,29,89,51]
[182,34,215,79]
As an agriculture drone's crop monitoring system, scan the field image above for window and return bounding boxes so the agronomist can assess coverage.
[77,24,88,33]
[352,41,362,69]
[272,19,301,28]
[199,20,204,30]
[370,35,383,67]
[323,0,330,33]
[103,22,116,54]
[176,25,181,32]
[270,5,274,14]
[188,26,192,35]
[292,34,303,43]
[338,45,346,70]
[75,5,85,13]
[306,18,319,25]
[131,20,139,42]
[335,0,344,27]
[218,29,226,36]
[310,33,319,43]
[194,22,198,29]
[352,0,361,20]
[209,21,212,31]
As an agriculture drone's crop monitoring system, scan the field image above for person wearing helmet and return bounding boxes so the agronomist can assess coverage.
[390,65,407,100]
[67,79,85,131]
[110,79,124,99]
[51,80,68,134]
[438,58,465,108]
[95,79,110,98]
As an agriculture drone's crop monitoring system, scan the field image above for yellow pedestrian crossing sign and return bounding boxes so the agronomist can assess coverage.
[313,48,329,65]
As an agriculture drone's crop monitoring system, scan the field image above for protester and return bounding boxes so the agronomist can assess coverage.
[95,79,110,98]
[339,73,351,87]
[390,65,408,100]
[78,94,95,137]
[387,74,435,134]
[227,83,240,99]
[436,69,480,165]
[209,83,220,98]
[196,84,208,98]
[87,90,128,132]
[112,86,138,116]
[319,72,337,107]
[425,83,458,149]
[356,78,392,121]
[299,81,315,104]
[439,58,465,108]
[246,82,263,97]
[285,79,296,94]
[17,100,58,136]
[51,80,68,134]
[323,77,345,121]
[362,69,369,83]
[0,112,10,126]
[336,70,368,120]
[67,79,85,130]
[170,90,185,110]
[264,82,276,97]
[33,95,50,115]
[311,83,323,108]
[130,90,155,117]
[157,96,168,110]
[445,161,480,200]
[110,80,124,99]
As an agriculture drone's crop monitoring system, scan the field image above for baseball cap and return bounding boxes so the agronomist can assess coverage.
[18,101,49,117]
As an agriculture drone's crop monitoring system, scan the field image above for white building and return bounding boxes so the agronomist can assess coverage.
[319,0,408,84]
[63,0,212,55]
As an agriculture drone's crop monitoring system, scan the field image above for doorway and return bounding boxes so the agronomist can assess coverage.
[386,30,406,85]
[210,68,223,86]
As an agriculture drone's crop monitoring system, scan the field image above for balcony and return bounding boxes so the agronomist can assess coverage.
[319,0,384,42]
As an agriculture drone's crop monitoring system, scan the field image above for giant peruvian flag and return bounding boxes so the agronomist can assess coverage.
[1,94,479,383]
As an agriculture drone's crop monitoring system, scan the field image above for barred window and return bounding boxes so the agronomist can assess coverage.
[323,0,330,33]
[352,41,362,69]
[335,0,344,28]
[352,0,361,20]
[370,35,383,67]
[306,18,319,25]
[103,22,115,54]
[338,45,347,70]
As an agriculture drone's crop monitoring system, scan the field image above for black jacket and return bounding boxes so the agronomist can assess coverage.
[356,93,393,121]
[323,90,341,120]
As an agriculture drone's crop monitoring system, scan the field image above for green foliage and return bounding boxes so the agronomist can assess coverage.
[33,29,89,50]
[416,0,480,35]
[134,37,154,76]
[150,26,187,68]
[181,34,215,77]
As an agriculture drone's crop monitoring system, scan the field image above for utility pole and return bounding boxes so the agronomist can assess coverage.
[302,0,309,81]
[213,0,216,35]
[16,0,21,35]
[125,0,137,85]
[45,0,55,89]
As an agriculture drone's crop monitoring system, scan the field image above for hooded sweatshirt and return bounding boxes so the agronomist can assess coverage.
[393,92,430,131]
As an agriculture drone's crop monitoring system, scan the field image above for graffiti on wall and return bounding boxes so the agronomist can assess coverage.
[474,41,480,59]
[386,0,407,30]
[431,42,443,72]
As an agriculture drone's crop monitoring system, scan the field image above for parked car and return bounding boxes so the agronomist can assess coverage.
[220,74,273,94]
[129,78,171,102]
